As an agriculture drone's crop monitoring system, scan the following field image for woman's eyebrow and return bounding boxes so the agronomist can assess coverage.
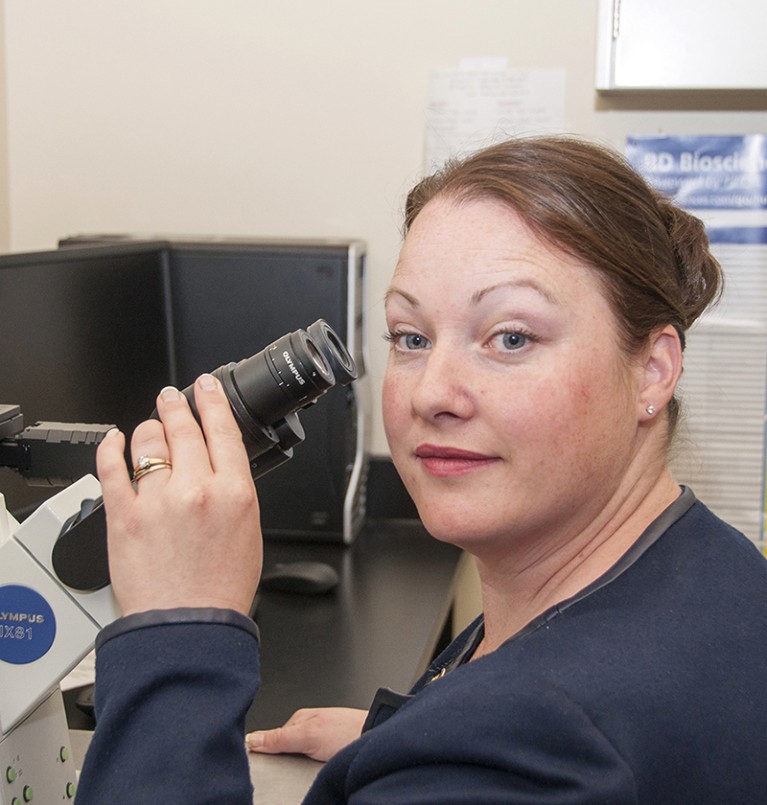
[384,287,419,308]
[385,279,559,310]
[471,279,558,306]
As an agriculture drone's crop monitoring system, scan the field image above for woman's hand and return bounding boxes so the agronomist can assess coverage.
[96,374,263,617]
[246,707,368,762]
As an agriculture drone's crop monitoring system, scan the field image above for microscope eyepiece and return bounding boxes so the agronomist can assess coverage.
[176,320,357,470]
[232,326,335,422]
[307,319,358,385]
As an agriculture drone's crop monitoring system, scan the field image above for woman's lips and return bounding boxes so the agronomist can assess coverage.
[415,444,500,477]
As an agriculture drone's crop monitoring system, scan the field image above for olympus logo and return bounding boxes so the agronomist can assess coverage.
[282,351,305,385]
[0,612,45,624]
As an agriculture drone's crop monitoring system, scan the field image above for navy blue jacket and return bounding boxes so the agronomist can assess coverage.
[77,490,767,803]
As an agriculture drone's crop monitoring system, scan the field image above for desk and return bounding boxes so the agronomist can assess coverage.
[249,518,461,730]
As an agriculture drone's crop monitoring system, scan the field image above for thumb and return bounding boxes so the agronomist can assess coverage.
[246,725,305,756]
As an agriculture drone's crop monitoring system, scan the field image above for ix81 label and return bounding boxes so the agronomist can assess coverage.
[0,585,56,664]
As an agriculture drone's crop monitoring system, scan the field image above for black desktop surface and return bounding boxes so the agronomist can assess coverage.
[249,519,460,730]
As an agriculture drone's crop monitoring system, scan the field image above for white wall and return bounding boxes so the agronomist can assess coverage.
[3,0,767,454]
[0,2,9,251]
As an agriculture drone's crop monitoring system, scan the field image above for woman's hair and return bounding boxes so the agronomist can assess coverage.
[404,136,723,431]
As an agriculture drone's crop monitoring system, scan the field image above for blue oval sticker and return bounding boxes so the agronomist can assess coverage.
[0,585,57,664]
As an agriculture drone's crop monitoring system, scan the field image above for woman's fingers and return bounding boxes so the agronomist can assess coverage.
[96,427,131,510]
[246,708,368,762]
[97,373,263,618]
[148,385,211,480]
[143,376,251,482]
[192,374,253,478]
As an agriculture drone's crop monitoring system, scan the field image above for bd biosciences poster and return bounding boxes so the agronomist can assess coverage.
[627,135,767,550]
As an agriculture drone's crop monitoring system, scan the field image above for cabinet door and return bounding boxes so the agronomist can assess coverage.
[597,0,767,90]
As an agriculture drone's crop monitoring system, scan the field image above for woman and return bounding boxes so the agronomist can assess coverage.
[77,137,767,803]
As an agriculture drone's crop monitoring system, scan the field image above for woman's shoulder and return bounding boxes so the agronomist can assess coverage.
[657,493,767,585]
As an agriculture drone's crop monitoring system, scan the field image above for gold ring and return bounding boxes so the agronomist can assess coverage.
[132,455,173,483]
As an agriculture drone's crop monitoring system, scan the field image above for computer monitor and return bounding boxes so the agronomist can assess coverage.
[0,242,172,515]
[4,235,368,541]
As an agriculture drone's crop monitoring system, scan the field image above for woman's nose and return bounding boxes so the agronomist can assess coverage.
[409,347,475,422]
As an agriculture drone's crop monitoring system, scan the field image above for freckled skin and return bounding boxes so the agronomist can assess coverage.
[382,197,648,565]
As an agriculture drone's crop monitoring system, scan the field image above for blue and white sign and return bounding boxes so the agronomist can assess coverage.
[627,135,767,248]
[627,134,767,212]
[0,584,57,664]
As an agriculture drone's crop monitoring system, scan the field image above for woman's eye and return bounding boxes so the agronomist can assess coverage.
[385,331,431,350]
[404,333,430,350]
[499,331,528,350]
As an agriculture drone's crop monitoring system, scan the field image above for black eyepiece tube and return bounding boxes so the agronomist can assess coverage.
[232,327,335,424]
[175,321,356,466]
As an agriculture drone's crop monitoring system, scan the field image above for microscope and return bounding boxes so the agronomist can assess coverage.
[0,321,356,803]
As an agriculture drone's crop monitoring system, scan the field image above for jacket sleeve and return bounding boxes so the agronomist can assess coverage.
[308,675,638,805]
[75,608,260,805]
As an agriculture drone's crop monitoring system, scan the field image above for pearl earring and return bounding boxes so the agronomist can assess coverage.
[646,404,656,416]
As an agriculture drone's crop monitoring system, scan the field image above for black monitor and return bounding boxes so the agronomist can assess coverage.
[0,242,172,516]
[3,235,368,541]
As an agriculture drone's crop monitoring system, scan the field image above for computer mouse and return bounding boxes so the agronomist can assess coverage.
[260,561,340,595]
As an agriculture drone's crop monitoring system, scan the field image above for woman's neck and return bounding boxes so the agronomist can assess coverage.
[472,466,681,656]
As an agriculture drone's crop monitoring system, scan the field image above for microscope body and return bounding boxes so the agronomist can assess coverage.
[0,476,118,804]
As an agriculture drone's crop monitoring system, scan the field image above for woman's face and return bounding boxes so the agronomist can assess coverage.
[382,196,645,557]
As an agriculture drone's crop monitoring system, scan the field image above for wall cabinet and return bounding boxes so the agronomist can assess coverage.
[597,0,767,90]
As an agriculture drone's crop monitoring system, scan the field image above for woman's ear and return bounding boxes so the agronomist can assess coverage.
[639,325,683,422]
